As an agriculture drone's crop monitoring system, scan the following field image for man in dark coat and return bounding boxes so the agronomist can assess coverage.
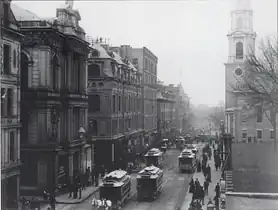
[189,178,195,193]
[206,164,211,182]
[215,182,220,198]
[204,179,209,195]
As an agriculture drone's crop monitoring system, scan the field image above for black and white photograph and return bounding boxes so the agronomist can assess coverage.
[0,0,277,209]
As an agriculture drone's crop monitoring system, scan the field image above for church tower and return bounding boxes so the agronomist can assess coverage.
[225,0,256,140]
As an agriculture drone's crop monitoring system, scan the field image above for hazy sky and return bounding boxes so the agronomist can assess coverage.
[13,0,277,106]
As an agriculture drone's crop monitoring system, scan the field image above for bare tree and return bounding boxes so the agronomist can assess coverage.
[230,36,278,149]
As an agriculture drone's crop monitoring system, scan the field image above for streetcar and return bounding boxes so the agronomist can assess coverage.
[178,149,196,173]
[145,148,164,168]
[136,165,164,201]
[99,170,131,209]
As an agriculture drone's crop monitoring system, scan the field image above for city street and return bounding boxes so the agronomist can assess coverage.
[58,149,193,210]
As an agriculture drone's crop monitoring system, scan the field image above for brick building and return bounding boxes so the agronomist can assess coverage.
[87,39,143,170]
[12,1,90,195]
[1,0,23,209]
[156,84,176,140]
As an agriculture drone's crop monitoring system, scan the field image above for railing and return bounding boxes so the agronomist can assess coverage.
[1,116,20,126]
[1,159,22,170]
[227,56,245,61]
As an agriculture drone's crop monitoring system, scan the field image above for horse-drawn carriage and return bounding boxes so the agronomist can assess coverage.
[136,165,163,201]
[94,170,131,210]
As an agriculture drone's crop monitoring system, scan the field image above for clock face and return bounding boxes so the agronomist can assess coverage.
[234,68,243,77]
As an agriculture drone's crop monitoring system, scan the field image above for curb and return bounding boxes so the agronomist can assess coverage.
[56,187,100,204]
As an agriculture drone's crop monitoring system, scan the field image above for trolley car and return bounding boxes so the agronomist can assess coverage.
[99,170,131,209]
[136,165,164,201]
[145,148,164,168]
[178,149,196,173]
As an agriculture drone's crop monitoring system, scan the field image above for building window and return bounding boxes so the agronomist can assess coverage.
[118,95,121,112]
[270,130,275,139]
[88,95,100,113]
[112,120,117,135]
[88,63,101,77]
[112,95,116,113]
[52,56,59,90]
[7,88,13,117]
[4,44,11,74]
[13,49,17,68]
[73,107,80,137]
[257,130,262,139]
[9,131,15,161]
[242,130,247,139]
[1,88,6,116]
[236,42,244,59]
[257,106,263,123]
[90,120,98,136]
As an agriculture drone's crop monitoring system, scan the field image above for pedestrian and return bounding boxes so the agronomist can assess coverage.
[215,182,220,198]
[85,167,91,186]
[94,167,99,187]
[200,186,205,205]
[68,179,73,198]
[189,178,194,193]
[206,164,211,182]
[214,195,219,210]
[204,179,209,195]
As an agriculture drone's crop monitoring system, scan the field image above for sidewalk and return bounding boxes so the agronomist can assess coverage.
[181,155,222,210]
[40,181,101,210]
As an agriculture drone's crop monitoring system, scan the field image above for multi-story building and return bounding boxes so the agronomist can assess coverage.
[87,39,143,170]
[156,84,176,140]
[165,84,190,135]
[12,1,90,195]
[224,0,276,142]
[1,1,23,209]
[120,46,158,146]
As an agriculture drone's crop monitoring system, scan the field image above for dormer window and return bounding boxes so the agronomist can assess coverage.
[91,50,99,57]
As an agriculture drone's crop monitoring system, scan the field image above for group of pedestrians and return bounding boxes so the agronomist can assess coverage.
[188,143,224,210]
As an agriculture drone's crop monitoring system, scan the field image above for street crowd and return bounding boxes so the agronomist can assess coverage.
[188,143,222,210]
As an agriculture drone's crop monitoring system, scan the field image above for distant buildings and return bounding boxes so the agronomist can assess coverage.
[1,1,23,209]
[87,40,143,170]
[156,84,176,139]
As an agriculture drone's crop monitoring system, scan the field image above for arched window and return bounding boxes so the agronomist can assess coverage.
[52,56,59,90]
[236,17,243,29]
[236,42,244,59]
[88,63,101,77]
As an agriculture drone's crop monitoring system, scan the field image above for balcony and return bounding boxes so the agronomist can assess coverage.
[1,159,22,179]
[227,56,245,62]
[24,89,61,102]
[60,89,88,102]
[1,116,20,128]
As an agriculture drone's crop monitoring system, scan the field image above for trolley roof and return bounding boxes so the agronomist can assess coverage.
[137,165,163,179]
[101,170,130,187]
[145,148,163,156]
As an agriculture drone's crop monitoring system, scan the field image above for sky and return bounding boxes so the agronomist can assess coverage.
[13,0,277,106]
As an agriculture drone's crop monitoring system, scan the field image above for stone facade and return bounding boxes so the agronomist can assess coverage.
[157,84,176,140]
[12,1,90,195]
[87,40,143,170]
[224,1,275,142]
[1,1,23,209]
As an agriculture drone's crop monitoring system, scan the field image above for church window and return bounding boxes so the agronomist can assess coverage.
[236,42,244,59]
